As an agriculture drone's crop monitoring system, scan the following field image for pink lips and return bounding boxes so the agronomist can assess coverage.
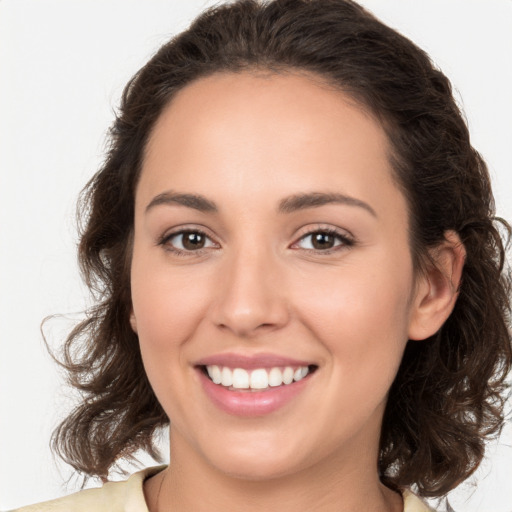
[195,352,315,417]
[195,352,313,369]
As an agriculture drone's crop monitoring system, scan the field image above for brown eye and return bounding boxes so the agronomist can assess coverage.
[311,232,336,250]
[295,230,353,252]
[163,230,216,253]
[182,231,206,250]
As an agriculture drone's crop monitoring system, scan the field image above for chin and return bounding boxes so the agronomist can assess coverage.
[213,456,304,482]
[207,434,329,483]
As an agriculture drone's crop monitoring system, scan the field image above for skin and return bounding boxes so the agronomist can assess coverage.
[130,71,465,512]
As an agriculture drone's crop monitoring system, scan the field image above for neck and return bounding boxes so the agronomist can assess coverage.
[146,429,402,512]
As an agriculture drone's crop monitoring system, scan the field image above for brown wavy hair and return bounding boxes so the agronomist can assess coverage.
[51,0,512,497]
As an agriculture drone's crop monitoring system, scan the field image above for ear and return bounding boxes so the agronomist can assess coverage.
[408,231,466,341]
[129,308,138,334]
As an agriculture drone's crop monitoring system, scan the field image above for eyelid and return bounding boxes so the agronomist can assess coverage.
[290,225,356,252]
[157,225,220,256]
[156,223,355,256]
[157,223,218,243]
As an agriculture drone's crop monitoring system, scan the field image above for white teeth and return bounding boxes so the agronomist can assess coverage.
[232,368,250,389]
[250,369,268,389]
[207,365,222,384]
[268,367,283,387]
[205,365,311,390]
[221,366,233,387]
[282,367,294,385]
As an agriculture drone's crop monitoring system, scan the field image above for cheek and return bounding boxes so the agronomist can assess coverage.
[130,258,215,417]
[130,255,215,355]
[294,257,413,382]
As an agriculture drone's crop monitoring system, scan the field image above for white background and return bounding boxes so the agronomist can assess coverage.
[1,1,511,510]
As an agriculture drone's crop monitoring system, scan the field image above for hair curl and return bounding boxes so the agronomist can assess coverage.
[51,0,512,497]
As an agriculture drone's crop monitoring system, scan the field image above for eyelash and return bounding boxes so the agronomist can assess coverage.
[158,227,355,257]
[158,229,218,257]
[292,227,355,254]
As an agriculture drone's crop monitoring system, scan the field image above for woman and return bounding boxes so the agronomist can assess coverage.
[11,0,511,511]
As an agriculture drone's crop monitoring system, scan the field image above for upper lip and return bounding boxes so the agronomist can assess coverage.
[195,352,315,370]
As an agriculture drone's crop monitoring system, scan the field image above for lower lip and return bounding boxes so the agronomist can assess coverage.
[197,369,311,417]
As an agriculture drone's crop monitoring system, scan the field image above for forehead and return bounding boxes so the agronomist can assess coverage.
[145,70,386,163]
[139,71,404,222]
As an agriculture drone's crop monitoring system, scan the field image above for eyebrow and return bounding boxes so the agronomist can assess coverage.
[278,192,377,217]
[145,190,376,217]
[146,191,218,213]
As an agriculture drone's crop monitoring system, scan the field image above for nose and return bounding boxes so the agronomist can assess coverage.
[211,246,290,338]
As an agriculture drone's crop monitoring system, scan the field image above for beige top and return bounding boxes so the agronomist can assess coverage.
[12,466,435,512]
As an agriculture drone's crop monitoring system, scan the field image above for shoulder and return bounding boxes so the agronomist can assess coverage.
[403,489,436,512]
[9,466,165,512]
[10,470,433,512]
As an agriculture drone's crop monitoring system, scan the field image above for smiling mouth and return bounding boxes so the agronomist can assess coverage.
[199,364,318,391]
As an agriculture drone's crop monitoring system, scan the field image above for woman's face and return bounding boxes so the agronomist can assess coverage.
[130,71,428,480]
